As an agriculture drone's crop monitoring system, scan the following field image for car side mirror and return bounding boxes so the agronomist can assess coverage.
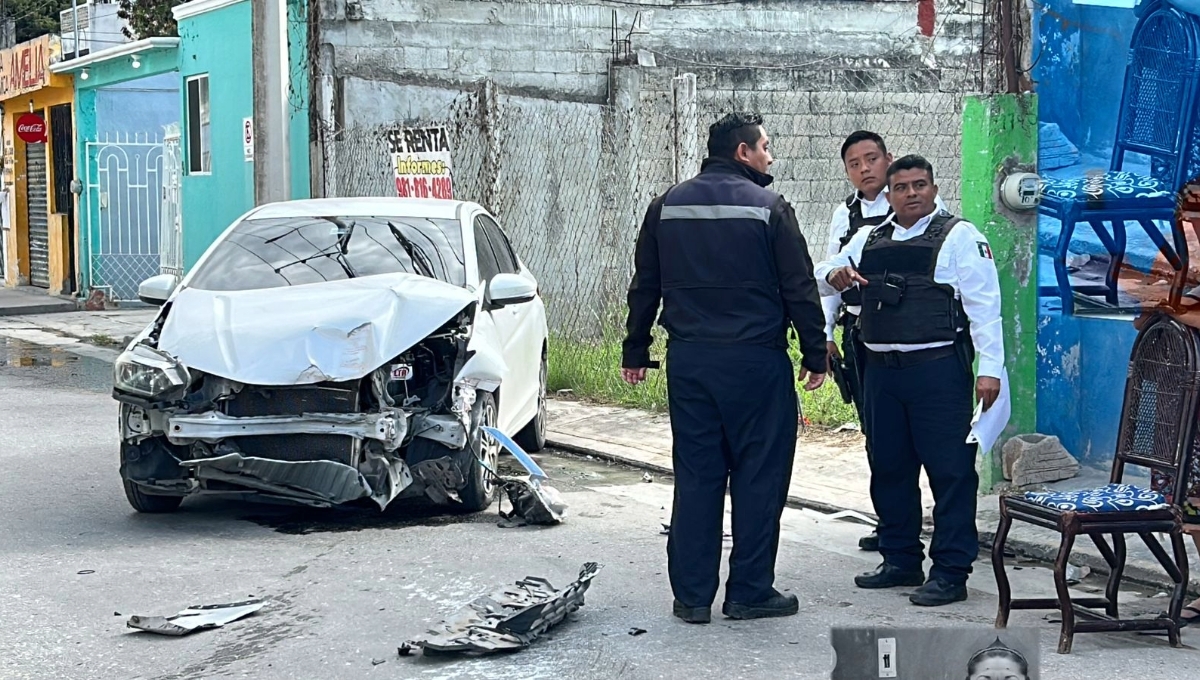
[138,274,177,306]
[485,273,537,310]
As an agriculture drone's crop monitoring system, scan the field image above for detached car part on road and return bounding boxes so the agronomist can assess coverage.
[112,198,550,514]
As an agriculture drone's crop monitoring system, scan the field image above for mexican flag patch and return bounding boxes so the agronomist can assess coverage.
[977,241,993,259]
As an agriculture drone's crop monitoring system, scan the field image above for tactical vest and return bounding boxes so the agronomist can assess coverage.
[839,193,892,308]
[857,210,967,345]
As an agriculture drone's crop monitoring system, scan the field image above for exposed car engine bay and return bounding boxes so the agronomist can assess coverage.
[115,304,501,512]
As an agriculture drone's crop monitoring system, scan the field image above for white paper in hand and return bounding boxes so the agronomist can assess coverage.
[966,367,1011,454]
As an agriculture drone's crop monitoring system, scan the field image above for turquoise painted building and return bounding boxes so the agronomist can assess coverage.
[51,38,182,299]
[53,0,313,300]
[173,0,312,270]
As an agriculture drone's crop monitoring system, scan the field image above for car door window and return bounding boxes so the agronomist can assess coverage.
[478,215,519,274]
[474,219,501,283]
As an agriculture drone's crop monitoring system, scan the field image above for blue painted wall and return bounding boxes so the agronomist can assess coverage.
[95,73,179,137]
[1034,0,1197,468]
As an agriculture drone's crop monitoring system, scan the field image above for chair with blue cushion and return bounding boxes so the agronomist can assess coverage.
[1039,2,1200,311]
[992,314,1200,653]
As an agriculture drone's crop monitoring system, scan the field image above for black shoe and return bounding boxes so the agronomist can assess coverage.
[858,530,880,552]
[673,599,711,624]
[909,578,968,607]
[722,589,800,620]
[854,563,925,589]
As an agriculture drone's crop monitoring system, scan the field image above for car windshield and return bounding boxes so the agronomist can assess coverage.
[187,215,466,292]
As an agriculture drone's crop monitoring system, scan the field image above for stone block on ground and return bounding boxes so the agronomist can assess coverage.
[1003,433,1080,487]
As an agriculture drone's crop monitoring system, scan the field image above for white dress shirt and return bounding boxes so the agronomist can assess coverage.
[814,206,1005,379]
[821,187,947,341]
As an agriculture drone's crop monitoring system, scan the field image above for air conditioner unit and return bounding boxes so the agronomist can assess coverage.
[60,1,129,59]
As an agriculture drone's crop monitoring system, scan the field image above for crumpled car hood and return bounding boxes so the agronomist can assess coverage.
[157,273,478,385]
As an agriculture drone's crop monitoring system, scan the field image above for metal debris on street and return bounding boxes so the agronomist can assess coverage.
[126,598,266,636]
[398,562,602,656]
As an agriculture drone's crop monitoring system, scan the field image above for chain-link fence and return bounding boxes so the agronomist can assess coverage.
[317,74,968,419]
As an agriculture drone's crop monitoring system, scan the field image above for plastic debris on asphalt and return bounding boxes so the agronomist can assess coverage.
[398,563,602,656]
[126,598,265,636]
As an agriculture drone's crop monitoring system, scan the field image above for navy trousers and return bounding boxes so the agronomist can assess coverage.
[664,341,798,607]
[840,319,871,461]
[863,352,979,585]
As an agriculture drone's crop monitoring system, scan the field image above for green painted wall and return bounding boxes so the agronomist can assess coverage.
[960,94,1039,493]
[177,0,255,269]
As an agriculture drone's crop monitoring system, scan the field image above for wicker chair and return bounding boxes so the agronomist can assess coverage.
[991,313,1200,653]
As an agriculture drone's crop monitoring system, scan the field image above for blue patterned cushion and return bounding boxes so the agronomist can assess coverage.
[1041,171,1173,202]
[1022,483,1169,512]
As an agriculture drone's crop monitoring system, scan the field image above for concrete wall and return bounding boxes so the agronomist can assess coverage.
[322,0,982,113]
[177,1,256,269]
[320,0,984,207]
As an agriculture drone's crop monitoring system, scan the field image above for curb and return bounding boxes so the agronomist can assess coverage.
[548,435,1199,597]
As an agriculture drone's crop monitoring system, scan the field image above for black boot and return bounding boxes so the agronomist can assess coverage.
[722,589,800,620]
[854,563,925,589]
[673,600,711,624]
[909,578,968,606]
[858,530,880,552]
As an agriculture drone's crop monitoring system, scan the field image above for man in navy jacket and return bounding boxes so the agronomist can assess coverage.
[621,112,828,624]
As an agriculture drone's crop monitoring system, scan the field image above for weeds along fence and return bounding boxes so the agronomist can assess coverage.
[317,75,967,424]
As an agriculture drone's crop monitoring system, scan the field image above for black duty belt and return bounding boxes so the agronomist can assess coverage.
[864,344,957,369]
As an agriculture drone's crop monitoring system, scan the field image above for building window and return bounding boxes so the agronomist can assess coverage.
[186,75,211,174]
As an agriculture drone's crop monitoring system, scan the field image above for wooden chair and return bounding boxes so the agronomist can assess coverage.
[991,313,1200,653]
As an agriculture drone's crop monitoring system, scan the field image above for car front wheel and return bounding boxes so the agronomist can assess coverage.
[458,390,500,512]
[123,480,184,513]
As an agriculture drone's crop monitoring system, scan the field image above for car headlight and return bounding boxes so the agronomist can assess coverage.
[114,343,191,399]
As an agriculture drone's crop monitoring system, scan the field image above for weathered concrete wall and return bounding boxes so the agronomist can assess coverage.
[321,0,983,123]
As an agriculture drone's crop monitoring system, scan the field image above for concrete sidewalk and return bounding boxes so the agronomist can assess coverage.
[0,287,77,316]
[3,306,1197,596]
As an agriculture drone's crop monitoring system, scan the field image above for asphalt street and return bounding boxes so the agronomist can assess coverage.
[0,336,1197,680]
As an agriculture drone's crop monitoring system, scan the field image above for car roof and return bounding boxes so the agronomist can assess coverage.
[244,197,481,221]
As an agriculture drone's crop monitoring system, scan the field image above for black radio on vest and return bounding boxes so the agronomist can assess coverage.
[839,194,892,308]
[857,210,967,345]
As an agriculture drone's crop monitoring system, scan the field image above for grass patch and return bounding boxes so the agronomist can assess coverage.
[547,326,860,428]
[85,334,121,347]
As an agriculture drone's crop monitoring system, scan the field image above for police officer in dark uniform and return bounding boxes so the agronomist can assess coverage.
[816,155,1004,607]
[621,112,828,624]
[822,131,946,553]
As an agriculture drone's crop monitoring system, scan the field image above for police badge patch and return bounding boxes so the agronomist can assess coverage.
[977,241,993,259]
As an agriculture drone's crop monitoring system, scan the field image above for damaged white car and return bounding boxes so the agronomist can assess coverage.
[112,198,549,514]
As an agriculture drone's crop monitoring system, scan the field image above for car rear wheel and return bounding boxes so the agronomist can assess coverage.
[514,352,548,453]
[458,390,500,512]
[122,480,184,513]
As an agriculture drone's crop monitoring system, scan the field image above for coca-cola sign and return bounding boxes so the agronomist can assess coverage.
[16,114,45,144]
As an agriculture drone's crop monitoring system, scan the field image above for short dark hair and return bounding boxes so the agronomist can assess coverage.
[708,112,764,159]
[886,154,935,183]
[840,130,887,160]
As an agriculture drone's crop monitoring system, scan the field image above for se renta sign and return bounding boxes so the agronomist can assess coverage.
[16,113,46,144]
[386,126,453,200]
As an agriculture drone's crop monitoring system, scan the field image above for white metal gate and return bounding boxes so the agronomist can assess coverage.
[85,133,165,301]
[160,124,183,279]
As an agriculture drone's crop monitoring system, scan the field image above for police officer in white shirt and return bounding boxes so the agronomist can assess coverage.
[823,131,947,554]
[815,154,1003,607]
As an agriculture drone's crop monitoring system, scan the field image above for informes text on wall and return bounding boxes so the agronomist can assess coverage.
[388,126,453,200]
